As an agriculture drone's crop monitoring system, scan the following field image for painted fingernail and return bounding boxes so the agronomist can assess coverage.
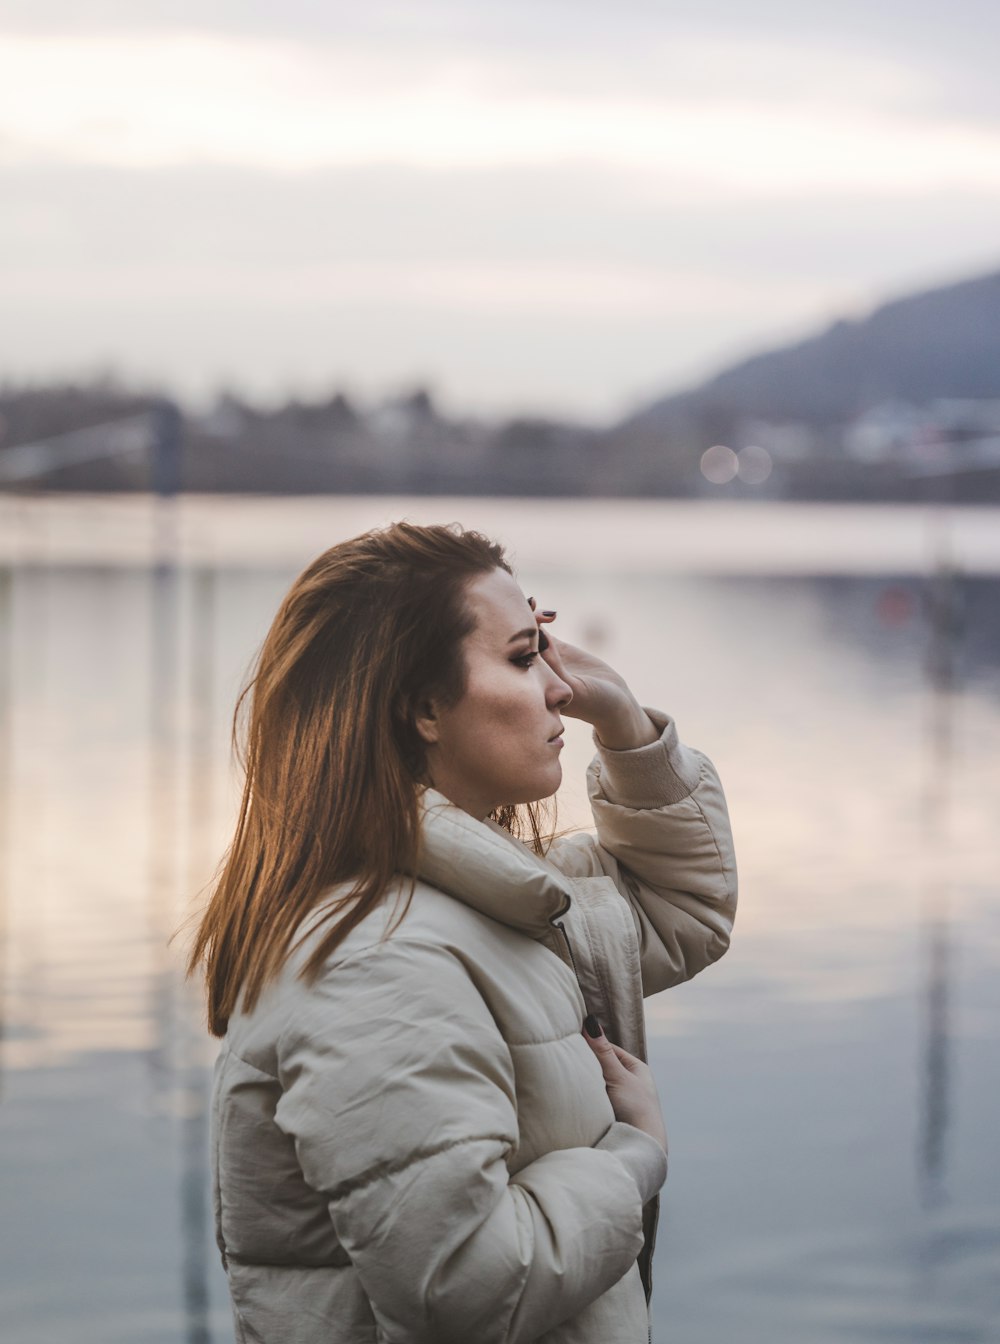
[542,610,557,618]
[527,596,536,609]
[538,630,549,652]
[583,1014,603,1039]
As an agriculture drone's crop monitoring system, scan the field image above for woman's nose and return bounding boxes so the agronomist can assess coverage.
[545,664,573,708]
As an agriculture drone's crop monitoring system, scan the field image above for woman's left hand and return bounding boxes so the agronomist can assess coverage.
[529,599,659,751]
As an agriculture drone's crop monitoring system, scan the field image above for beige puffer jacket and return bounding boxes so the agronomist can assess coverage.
[212,710,737,1344]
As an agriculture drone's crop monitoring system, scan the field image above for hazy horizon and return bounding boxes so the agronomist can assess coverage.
[3,2,1000,420]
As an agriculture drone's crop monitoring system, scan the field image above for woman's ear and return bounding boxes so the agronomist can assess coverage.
[412,696,441,747]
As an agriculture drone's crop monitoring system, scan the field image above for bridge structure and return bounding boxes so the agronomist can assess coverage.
[0,400,182,495]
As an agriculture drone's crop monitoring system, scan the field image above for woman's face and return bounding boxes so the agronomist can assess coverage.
[417,568,573,819]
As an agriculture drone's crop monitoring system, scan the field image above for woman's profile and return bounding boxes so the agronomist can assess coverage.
[188,521,737,1343]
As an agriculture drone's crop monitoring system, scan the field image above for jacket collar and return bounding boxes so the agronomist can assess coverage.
[416,788,572,940]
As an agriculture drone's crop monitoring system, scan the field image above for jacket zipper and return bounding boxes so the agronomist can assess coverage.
[550,917,580,980]
[552,896,659,1317]
[547,887,579,977]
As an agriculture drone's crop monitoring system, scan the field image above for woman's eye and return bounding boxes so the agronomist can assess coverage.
[512,651,539,669]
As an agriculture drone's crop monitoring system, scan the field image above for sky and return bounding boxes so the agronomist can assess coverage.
[2,1,999,421]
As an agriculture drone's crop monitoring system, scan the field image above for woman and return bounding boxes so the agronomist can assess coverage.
[190,521,737,1344]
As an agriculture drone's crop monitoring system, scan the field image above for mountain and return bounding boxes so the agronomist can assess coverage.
[602,265,1000,501]
[626,267,1000,431]
[3,268,999,501]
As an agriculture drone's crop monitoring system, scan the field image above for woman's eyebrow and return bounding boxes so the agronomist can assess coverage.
[507,627,539,645]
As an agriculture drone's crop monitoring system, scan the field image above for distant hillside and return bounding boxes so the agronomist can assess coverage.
[3,266,999,502]
[627,267,1000,430]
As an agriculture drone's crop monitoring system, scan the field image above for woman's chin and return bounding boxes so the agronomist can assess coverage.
[509,766,562,806]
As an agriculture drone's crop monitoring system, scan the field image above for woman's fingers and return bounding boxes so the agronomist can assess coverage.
[583,1029,643,1078]
[527,598,562,662]
[606,1041,645,1074]
[577,1016,647,1080]
[583,1017,668,1152]
[582,1017,630,1080]
[526,596,557,625]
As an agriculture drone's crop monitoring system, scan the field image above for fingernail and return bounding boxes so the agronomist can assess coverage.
[538,630,549,652]
[542,609,557,618]
[527,596,536,608]
[583,1014,603,1039]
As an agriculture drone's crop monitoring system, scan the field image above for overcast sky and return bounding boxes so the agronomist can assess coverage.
[2,1,999,420]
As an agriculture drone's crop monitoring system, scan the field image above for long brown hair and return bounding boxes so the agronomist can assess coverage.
[187,521,549,1035]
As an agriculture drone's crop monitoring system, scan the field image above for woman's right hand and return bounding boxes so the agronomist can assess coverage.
[583,1017,668,1154]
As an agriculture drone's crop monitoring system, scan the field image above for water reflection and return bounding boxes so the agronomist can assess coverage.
[0,500,997,1344]
[147,503,217,1342]
[920,897,951,1211]
[147,508,180,1112]
[0,565,10,1100]
[917,548,962,1213]
[180,565,216,1344]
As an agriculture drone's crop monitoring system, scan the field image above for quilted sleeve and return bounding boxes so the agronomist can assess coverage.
[548,708,737,995]
[274,937,667,1344]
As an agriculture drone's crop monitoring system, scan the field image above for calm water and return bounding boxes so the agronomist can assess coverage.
[0,497,998,1344]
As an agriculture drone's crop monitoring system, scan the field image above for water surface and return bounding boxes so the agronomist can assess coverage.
[0,497,997,1343]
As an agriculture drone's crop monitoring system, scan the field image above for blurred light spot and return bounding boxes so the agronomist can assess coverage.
[737,444,773,485]
[700,444,738,484]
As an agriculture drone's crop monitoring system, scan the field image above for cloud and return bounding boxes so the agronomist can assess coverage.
[3,162,998,276]
[3,4,999,413]
[3,0,999,122]
[2,162,997,416]
[3,30,1000,198]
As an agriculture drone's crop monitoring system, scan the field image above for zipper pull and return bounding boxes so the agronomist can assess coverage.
[551,918,580,979]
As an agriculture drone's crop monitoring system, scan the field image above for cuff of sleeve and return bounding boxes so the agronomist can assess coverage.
[592,707,703,809]
[595,1121,668,1204]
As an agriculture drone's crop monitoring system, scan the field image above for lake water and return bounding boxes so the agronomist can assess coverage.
[1,496,998,1344]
